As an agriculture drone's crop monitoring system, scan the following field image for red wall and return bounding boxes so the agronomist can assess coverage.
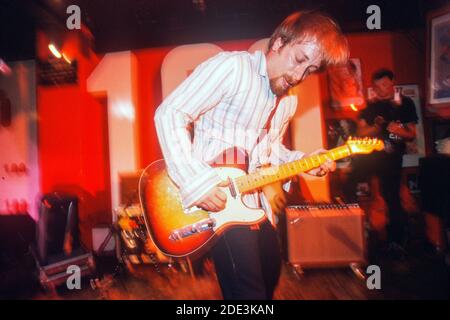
[37,31,111,248]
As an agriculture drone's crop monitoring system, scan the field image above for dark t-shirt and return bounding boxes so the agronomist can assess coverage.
[359,95,418,155]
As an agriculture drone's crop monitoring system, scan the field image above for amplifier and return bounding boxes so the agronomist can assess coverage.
[286,204,366,268]
[36,193,79,264]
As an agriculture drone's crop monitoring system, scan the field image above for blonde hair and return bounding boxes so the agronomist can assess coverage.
[268,11,349,67]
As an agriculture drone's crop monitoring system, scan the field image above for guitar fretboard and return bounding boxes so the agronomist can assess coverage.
[235,145,352,194]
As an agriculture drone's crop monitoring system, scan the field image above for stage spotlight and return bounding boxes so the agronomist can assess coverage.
[48,44,62,58]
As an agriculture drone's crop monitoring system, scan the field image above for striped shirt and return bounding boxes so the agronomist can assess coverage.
[154,50,304,222]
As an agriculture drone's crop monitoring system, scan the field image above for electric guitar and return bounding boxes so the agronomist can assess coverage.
[139,137,384,258]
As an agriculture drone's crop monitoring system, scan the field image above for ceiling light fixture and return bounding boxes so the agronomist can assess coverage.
[48,43,62,58]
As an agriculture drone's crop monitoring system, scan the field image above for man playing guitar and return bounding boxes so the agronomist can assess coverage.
[153,11,349,299]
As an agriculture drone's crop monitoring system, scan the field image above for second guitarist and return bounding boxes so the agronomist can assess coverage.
[348,68,418,258]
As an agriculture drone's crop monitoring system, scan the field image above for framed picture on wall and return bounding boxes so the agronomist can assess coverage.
[427,6,450,107]
[328,58,365,109]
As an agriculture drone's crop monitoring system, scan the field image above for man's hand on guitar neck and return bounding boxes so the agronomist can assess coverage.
[305,148,336,177]
[193,181,229,212]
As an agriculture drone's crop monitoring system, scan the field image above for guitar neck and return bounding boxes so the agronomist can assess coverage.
[235,145,352,194]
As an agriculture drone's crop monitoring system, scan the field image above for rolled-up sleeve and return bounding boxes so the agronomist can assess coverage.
[154,53,236,208]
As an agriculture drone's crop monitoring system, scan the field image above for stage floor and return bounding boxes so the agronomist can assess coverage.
[31,243,448,300]
[0,212,444,300]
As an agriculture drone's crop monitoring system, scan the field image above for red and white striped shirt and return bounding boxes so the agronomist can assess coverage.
[154,50,304,221]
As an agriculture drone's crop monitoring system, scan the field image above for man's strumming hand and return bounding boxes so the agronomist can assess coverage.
[193,181,229,212]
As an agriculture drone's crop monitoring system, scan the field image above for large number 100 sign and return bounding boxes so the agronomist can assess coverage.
[86,40,268,214]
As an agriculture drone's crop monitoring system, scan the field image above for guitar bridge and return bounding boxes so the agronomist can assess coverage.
[169,218,216,241]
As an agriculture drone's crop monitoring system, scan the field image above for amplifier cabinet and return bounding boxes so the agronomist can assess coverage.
[286,204,366,268]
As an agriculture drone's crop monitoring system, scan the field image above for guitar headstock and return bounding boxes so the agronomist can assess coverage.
[346,137,384,155]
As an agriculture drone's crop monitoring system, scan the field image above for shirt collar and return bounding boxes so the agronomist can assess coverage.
[255,50,268,78]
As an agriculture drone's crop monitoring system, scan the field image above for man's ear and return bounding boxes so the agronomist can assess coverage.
[271,37,285,52]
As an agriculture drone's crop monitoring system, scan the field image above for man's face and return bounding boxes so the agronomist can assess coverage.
[267,38,322,96]
[372,76,395,100]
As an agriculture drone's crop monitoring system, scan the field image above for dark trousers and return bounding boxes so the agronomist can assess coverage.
[211,220,282,300]
[345,152,406,244]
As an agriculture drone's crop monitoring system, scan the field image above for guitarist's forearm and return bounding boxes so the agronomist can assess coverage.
[154,107,221,208]
[396,125,416,140]
[396,129,415,140]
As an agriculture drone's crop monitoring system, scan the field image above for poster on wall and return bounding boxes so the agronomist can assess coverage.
[368,84,425,167]
[0,60,40,220]
[328,58,365,109]
[429,11,450,105]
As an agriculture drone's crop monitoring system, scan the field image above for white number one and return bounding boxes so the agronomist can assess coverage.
[87,51,138,216]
